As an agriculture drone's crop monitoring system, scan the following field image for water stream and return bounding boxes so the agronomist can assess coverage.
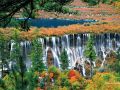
[8,33,120,76]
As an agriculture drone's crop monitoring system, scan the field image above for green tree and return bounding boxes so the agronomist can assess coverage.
[84,34,96,78]
[30,38,45,72]
[10,30,27,90]
[0,34,10,78]
[60,49,69,70]
[27,38,45,90]
[26,70,38,90]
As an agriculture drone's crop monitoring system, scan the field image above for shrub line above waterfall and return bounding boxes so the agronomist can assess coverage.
[0,22,120,40]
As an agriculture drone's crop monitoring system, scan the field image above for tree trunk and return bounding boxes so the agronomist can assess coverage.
[90,61,93,78]
[1,59,4,78]
[1,63,3,78]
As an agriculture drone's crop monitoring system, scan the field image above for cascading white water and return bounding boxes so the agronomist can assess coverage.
[38,33,120,76]
[7,33,120,77]
[1,33,120,78]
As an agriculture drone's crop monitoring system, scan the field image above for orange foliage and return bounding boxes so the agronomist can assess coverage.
[68,70,82,83]
[68,69,76,79]
[36,87,43,90]
[86,80,92,84]
[49,72,54,78]
[69,76,77,83]
[1,23,120,40]
[39,23,120,36]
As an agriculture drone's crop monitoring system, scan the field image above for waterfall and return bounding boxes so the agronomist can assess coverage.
[1,33,120,78]
[40,33,120,75]
[6,33,120,77]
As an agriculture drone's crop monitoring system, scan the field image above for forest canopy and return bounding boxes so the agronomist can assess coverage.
[0,0,73,29]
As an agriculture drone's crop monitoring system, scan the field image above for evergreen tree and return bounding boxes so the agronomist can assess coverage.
[84,34,96,78]
[10,30,27,90]
[27,38,45,90]
[0,34,10,78]
[60,49,69,70]
[31,38,45,72]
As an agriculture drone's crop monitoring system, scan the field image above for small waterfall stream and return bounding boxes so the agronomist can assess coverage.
[8,33,120,76]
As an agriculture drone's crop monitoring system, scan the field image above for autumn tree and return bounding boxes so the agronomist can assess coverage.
[84,34,96,78]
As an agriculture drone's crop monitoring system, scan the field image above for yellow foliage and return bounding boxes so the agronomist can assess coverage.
[114,1,120,9]
[85,72,120,90]
[59,87,68,90]
[113,1,120,13]
[40,71,48,77]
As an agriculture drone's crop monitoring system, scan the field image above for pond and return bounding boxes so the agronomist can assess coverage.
[17,18,97,27]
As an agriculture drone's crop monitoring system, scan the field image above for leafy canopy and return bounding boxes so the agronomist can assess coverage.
[0,0,72,29]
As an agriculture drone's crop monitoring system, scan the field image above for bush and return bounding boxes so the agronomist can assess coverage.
[102,74,111,81]
[89,0,98,5]
[82,0,98,5]
[43,2,62,12]
[26,71,39,90]
[71,81,80,90]
[3,75,15,90]
[85,72,119,90]
[0,79,5,90]
[114,1,120,10]
[62,7,70,14]
[68,70,87,89]
[59,87,69,90]
[48,66,61,79]
[60,77,70,88]
[114,73,120,82]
